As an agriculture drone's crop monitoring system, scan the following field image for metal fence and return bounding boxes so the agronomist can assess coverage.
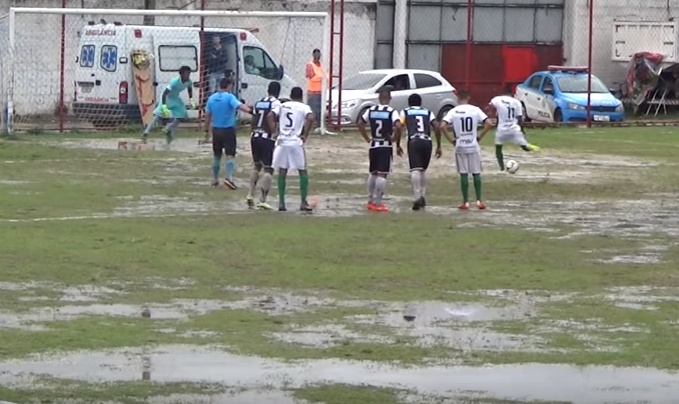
[3,0,679,133]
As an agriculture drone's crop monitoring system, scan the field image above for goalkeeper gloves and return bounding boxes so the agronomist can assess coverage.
[190,99,197,110]
[160,104,171,117]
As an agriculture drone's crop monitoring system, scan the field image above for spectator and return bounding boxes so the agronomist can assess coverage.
[305,48,324,132]
[244,55,260,76]
[207,36,228,94]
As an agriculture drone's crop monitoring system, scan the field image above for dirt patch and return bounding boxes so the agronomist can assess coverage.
[0,344,677,403]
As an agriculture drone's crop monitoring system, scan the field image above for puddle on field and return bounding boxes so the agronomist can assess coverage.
[0,344,677,404]
[148,391,308,404]
[0,291,354,331]
[343,301,545,352]
[427,198,679,240]
[604,286,679,311]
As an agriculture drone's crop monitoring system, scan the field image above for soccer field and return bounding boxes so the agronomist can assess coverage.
[0,127,678,403]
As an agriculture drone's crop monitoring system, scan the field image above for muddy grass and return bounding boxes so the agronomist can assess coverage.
[1,127,679,402]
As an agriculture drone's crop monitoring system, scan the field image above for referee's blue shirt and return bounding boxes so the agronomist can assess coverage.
[206,91,241,128]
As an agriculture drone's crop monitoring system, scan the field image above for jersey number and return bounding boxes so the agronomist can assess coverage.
[284,112,294,129]
[375,120,384,138]
[415,115,425,132]
[507,107,516,120]
[459,117,474,133]
[256,111,266,128]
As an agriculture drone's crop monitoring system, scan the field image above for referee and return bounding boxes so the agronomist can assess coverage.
[205,78,253,189]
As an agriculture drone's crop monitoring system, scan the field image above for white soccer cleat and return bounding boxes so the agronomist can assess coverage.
[256,201,273,210]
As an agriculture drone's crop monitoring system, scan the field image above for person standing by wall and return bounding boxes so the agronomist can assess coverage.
[305,48,324,133]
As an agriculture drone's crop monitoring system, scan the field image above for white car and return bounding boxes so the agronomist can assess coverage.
[327,69,458,125]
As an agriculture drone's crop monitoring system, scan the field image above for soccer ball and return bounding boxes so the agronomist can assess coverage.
[506,160,520,174]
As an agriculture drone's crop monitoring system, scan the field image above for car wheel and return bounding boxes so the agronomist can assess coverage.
[553,108,563,123]
[437,105,453,121]
[520,102,531,122]
[355,107,370,124]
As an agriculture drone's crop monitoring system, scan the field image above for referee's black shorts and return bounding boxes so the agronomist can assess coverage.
[369,146,393,174]
[408,138,433,171]
[250,135,275,168]
[212,127,237,156]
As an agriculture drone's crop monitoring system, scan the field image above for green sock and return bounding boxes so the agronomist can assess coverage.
[460,174,469,203]
[495,145,505,171]
[473,174,482,201]
[277,175,287,205]
[299,173,309,202]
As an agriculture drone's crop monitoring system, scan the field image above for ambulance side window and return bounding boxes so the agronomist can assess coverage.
[80,45,95,68]
[159,45,198,72]
[242,46,278,80]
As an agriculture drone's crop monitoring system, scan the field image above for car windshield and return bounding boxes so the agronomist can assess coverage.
[556,75,609,93]
[334,73,387,90]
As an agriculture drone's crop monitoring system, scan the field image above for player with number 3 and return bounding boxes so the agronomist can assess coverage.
[395,93,442,211]
[441,90,493,210]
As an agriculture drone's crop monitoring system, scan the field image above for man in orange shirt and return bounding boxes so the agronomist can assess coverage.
[305,48,324,132]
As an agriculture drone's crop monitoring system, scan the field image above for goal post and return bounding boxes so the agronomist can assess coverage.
[2,7,330,134]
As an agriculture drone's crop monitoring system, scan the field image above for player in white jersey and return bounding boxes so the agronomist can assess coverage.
[267,87,314,212]
[488,94,540,172]
[441,90,493,210]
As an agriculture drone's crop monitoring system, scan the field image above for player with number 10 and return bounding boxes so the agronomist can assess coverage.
[268,87,315,212]
[441,90,493,210]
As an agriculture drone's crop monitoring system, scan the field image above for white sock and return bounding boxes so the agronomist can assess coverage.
[410,170,422,200]
[249,169,260,197]
[374,176,387,205]
[420,171,428,198]
[367,174,377,203]
[260,172,273,202]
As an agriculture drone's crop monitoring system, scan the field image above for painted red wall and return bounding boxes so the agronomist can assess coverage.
[441,44,564,106]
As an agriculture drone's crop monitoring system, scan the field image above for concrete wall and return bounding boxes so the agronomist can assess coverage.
[1,0,375,118]
[563,0,678,88]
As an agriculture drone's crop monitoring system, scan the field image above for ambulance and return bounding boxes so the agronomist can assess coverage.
[73,22,296,126]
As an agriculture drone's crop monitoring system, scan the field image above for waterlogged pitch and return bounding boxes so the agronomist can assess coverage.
[0,127,678,404]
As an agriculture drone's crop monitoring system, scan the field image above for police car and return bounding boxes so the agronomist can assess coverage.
[514,66,624,123]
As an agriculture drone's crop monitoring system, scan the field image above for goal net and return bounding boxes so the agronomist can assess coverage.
[1,8,329,134]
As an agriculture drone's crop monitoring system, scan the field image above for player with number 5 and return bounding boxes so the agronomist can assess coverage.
[357,86,402,212]
[268,87,315,212]
[441,90,493,210]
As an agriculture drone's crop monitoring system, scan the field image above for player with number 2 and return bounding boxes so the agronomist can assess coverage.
[441,90,493,210]
[357,86,402,212]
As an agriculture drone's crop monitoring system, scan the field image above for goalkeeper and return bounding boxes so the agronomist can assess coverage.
[142,65,195,145]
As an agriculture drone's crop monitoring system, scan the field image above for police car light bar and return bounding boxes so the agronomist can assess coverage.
[547,65,589,73]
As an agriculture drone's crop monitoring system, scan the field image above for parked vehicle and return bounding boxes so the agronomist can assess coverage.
[328,69,458,124]
[73,22,295,126]
[514,66,624,123]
